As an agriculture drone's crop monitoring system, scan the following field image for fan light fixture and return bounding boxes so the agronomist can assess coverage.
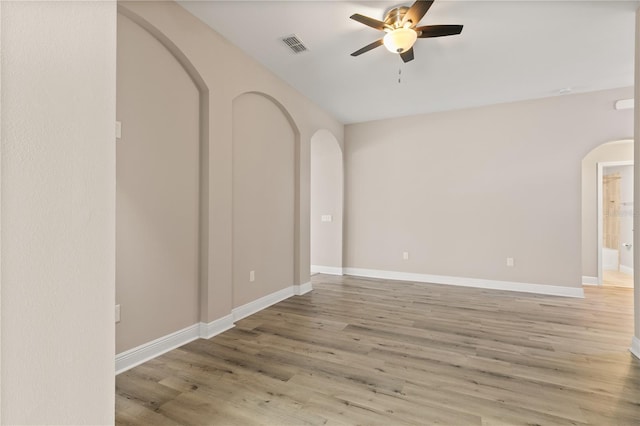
[383,27,417,53]
[349,1,464,64]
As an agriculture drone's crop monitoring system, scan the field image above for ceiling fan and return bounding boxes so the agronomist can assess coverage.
[350,0,463,63]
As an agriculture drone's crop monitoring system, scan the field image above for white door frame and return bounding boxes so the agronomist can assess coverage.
[597,160,634,285]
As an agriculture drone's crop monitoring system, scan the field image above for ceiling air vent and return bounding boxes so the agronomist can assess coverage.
[281,34,308,54]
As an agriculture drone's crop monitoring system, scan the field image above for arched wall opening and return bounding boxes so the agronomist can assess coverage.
[232,92,300,308]
[114,0,343,374]
[581,139,634,285]
[115,10,210,355]
[310,129,344,275]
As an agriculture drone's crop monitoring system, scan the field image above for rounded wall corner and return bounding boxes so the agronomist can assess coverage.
[233,91,301,140]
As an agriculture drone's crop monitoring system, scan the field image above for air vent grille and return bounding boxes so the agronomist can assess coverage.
[281,34,308,54]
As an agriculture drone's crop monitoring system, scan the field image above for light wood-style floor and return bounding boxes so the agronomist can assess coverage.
[604,269,634,288]
[116,274,640,425]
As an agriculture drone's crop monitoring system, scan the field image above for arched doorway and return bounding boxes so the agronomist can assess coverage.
[581,140,634,287]
[310,129,344,275]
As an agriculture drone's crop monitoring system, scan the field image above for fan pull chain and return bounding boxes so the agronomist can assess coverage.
[398,67,402,84]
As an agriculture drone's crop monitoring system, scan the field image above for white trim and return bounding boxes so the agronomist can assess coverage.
[294,281,313,295]
[232,286,294,322]
[343,268,585,298]
[630,336,640,360]
[582,276,599,286]
[597,162,603,286]
[620,265,634,276]
[199,314,235,340]
[116,285,307,374]
[115,317,235,375]
[116,323,201,375]
[311,265,343,275]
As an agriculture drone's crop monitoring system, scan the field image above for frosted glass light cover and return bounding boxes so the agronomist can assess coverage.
[383,28,417,53]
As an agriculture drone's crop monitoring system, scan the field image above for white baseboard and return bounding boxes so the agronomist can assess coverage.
[116,283,313,374]
[620,265,634,275]
[232,286,294,322]
[630,336,640,360]
[582,276,599,286]
[294,281,313,295]
[199,314,235,340]
[311,265,343,275]
[116,315,237,375]
[343,267,585,298]
[116,323,201,375]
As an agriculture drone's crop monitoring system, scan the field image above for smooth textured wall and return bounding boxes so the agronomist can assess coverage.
[232,93,295,307]
[634,8,640,349]
[310,130,343,270]
[581,141,633,278]
[345,87,633,289]
[1,1,116,423]
[1,4,4,418]
[116,13,200,353]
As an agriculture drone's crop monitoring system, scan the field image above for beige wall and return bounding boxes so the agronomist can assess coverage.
[634,8,640,347]
[581,141,633,279]
[232,93,295,307]
[311,130,343,270]
[1,1,116,423]
[345,87,633,289]
[116,13,200,353]
[117,1,343,327]
[1,4,3,418]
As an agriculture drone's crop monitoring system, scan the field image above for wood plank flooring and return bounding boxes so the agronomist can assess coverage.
[116,274,640,425]
[603,269,634,288]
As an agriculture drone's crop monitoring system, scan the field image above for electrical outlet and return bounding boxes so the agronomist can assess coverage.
[506,257,514,267]
[250,270,255,282]
[115,304,121,323]
[403,251,409,260]
[321,215,333,222]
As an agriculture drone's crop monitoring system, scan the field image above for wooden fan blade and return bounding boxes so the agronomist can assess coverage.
[403,0,435,26]
[400,47,415,63]
[351,39,384,56]
[350,14,387,31]
[416,24,463,38]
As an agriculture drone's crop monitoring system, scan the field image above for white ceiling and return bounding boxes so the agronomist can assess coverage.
[178,1,639,124]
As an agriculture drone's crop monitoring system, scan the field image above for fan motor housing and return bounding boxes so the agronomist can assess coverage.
[384,6,411,28]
